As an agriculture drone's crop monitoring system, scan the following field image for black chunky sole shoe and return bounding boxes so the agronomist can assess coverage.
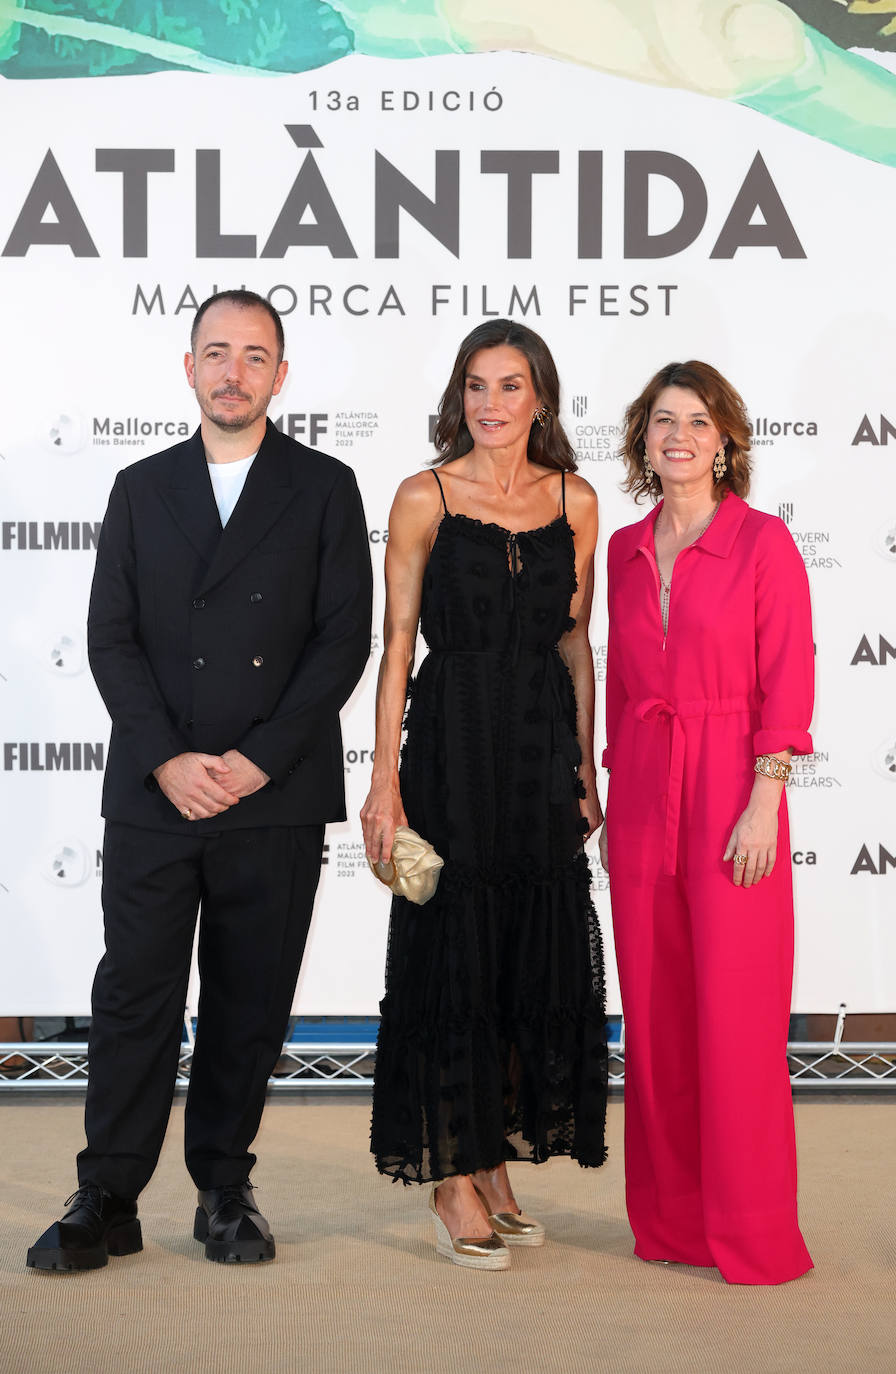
[27,1218,143,1272]
[27,1184,142,1272]
[193,1187,275,1264]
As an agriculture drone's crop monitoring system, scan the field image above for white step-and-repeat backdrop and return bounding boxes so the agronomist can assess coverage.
[1,2,894,1015]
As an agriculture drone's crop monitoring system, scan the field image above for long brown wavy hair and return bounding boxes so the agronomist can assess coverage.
[619,360,752,503]
[432,320,577,471]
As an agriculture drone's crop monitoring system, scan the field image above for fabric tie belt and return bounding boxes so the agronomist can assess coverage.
[633,696,753,876]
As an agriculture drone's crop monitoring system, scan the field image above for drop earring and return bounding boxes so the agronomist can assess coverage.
[713,445,727,480]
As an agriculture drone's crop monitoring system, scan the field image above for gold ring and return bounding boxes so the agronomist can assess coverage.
[733,853,747,865]
[182,808,192,821]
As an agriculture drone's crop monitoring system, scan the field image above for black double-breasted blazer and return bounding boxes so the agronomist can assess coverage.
[87,420,373,833]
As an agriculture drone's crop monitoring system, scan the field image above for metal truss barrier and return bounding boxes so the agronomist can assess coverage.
[2,1031,894,1092]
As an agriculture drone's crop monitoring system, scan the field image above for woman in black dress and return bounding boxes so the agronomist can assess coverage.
[361,320,608,1269]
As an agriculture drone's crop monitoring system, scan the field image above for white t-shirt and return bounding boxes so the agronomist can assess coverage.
[207,453,256,527]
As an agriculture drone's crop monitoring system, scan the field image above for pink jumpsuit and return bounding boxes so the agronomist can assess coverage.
[604,493,814,1285]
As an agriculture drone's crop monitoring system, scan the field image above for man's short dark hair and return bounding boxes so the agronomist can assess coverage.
[191,290,285,363]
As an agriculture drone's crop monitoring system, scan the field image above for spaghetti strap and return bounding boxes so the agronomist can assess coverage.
[432,468,449,514]
[560,469,566,516]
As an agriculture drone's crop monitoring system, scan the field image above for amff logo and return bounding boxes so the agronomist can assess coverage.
[273,413,328,446]
[851,844,896,876]
[851,414,896,446]
[851,635,896,666]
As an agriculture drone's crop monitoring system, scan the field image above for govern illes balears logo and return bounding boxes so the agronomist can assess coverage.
[777,501,841,571]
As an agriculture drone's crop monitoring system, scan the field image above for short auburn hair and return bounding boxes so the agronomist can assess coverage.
[619,360,752,502]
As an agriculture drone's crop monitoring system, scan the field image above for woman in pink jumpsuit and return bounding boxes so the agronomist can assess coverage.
[601,361,814,1285]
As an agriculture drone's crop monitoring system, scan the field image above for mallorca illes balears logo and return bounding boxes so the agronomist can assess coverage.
[46,411,87,454]
[92,415,191,449]
[40,631,87,677]
[749,416,817,447]
[872,733,896,782]
[873,517,896,564]
[41,839,92,887]
[777,502,841,571]
[44,404,191,452]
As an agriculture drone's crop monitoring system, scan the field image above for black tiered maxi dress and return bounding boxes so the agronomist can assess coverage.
[371,470,608,1184]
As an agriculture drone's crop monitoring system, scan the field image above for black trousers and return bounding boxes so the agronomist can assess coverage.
[77,821,324,1197]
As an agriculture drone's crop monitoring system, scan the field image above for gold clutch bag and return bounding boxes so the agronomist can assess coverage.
[368,826,444,905]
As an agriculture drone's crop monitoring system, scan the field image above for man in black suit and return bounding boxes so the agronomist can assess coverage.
[28,290,372,1270]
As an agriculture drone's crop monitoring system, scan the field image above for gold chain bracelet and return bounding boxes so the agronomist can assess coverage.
[754,754,792,783]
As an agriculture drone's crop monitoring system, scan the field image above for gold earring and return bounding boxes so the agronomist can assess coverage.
[533,405,550,427]
[713,445,727,480]
[643,450,654,479]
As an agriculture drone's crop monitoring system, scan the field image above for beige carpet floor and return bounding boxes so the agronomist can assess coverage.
[0,1096,893,1374]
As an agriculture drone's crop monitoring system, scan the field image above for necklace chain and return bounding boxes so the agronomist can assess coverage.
[655,502,720,636]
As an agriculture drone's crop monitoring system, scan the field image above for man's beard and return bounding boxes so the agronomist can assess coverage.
[202,389,268,431]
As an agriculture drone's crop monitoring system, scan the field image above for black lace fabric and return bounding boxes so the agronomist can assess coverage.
[370,510,609,1184]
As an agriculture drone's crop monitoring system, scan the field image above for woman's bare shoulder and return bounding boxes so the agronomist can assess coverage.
[389,469,445,542]
[564,470,599,515]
